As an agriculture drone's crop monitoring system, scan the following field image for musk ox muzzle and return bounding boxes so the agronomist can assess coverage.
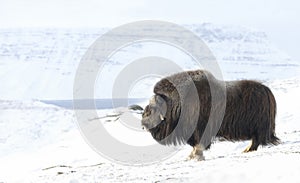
[141,70,280,161]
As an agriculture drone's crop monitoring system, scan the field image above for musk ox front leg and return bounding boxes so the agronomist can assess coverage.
[187,144,205,161]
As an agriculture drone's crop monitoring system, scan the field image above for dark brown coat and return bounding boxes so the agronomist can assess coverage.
[141,70,279,160]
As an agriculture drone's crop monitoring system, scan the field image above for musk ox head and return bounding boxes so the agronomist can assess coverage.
[141,95,167,131]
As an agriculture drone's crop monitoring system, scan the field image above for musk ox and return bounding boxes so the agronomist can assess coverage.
[141,70,279,161]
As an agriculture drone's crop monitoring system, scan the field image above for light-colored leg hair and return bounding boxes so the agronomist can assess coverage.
[243,141,252,153]
[243,139,259,153]
[187,144,205,161]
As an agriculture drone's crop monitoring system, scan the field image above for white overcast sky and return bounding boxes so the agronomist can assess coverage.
[1,0,299,61]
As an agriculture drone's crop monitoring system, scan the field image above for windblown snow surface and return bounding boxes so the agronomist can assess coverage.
[0,24,300,182]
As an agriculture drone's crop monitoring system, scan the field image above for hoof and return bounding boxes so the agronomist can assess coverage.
[194,155,205,161]
[243,148,250,153]
[186,154,205,161]
[188,144,206,161]
[243,140,258,153]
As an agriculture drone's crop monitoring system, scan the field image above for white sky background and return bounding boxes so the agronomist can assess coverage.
[0,0,299,61]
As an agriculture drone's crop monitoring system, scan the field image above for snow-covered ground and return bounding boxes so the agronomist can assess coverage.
[0,25,300,182]
[1,78,300,183]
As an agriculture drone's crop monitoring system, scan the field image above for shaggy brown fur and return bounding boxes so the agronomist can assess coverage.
[141,70,279,160]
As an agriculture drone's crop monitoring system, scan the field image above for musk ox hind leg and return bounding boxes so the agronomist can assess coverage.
[243,138,260,153]
[243,134,280,153]
[243,133,280,153]
[187,144,205,161]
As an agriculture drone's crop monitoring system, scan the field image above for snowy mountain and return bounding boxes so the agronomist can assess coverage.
[188,23,293,63]
[0,24,299,100]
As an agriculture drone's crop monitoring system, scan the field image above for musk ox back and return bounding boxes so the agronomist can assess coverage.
[141,70,279,161]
